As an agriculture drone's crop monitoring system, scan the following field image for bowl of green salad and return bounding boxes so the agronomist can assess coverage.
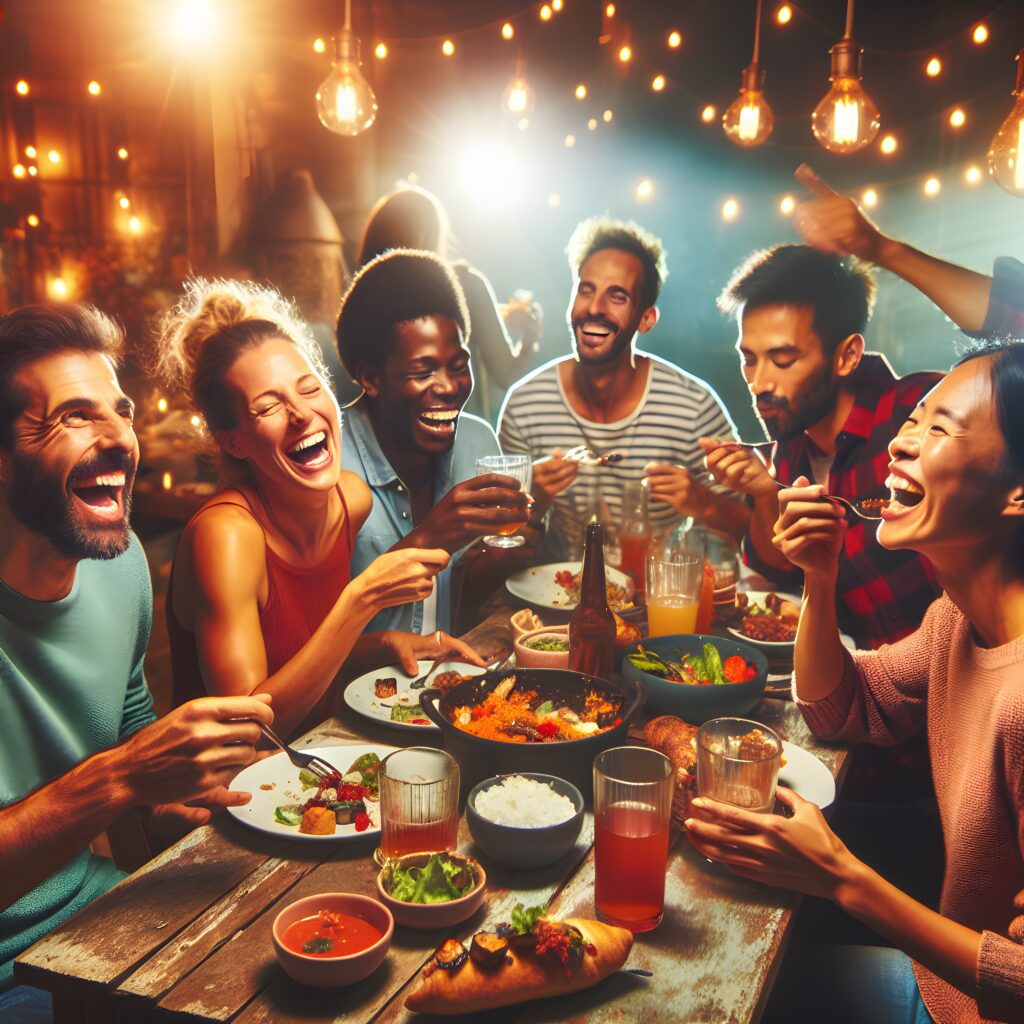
[375,852,487,929]
[513,625,570,670]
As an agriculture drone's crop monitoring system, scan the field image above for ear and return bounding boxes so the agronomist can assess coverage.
[354,361,381,399]
[213,430,247,461]
[834,333,865,381]
[636,306,659,335]
[1001,485,1024,518]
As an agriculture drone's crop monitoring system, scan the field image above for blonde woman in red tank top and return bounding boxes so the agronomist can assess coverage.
[156,280,484,739]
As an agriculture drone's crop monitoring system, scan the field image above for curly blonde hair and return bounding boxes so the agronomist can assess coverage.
[153,278,330,432]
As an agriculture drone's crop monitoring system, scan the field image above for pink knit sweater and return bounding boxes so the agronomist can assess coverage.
[795,595,1024,1024]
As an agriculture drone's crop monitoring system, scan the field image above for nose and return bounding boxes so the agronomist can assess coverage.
[432,367,461,398]
[888,418,921,461]
[287,392,315,426]
[747,362,773,396]
[98,407,137,450]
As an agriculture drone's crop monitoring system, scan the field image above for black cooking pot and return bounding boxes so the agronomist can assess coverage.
[420,668,646,803]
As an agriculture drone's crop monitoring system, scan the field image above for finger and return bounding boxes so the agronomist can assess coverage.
[794,163,839,198]
[774,786,809,812]
[402,548,451,568]
[690,796,771,834]
[441,635,486,666]
[191,785,253,809]
[697,435,722,453]
[399,650,420,674]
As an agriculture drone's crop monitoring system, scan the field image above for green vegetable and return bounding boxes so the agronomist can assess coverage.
[535,699,555,716]
[703,642,727,685]
[274,805,302,826]
[347,752,380,775]
[298,769,320,790]
[303,937,334,954]
[526,637,570,652]
[684,652,708,680]
[510,903,546,936]
[626,651,668,677]
[389,854,476,904]
[390,703,426,723]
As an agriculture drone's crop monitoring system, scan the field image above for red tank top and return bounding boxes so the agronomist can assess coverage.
[167,489,353,708]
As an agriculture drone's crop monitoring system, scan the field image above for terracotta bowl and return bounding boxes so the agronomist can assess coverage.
[272,892,393,988]
[376,852,487,930]
[513,625,570,669]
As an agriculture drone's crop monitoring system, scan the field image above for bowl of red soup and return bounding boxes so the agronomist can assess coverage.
[272,893,393,987]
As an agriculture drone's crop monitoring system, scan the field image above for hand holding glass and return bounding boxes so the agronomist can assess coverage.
[474,455,532,548]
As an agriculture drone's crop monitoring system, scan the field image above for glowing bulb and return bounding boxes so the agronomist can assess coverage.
[721,198,740,221]
[501,22,514,40]
[407,171,419,183]
[722,65,774,147]
[540,4,552,20]
[667,30,682,49]
[25,145,36,158]
[502,76,534,115]
[575,83,587,100]
[12,163,25,178]
[587,117,598,131]
[15,79,28,96]
[553,0,563,9]
[548,193,561,208]
[925,57,942,78]
[442,39,455,56]
[618,45,632,63]
[861,187,878,208]
[964,164,983,185]
[49,277,68,299]
[949,107,966,128]
[518,117,529,131]
[128,215,142,234]
[118,195,130,210]
[701,104,717,123]
[776,4,792,25]
[972,24,988,45]
[605,3,615,16]
[162,471,173,491]
[374,42,387,59]
[564,134,576,148]
[923,176,941,196]
[779,194,796,215]
[812,40,881,154]
[313,37,326,54]
[315,30,378,136]
[47,150,60,164]
[157,397,169,414]
[651,74,666,92]
[879,133,898,154]
[190,414,202,427]
[87,80,101,96]
[603,108,613,123]
[173,0,219,45]
[117,147,129,160]
[986,50,1024,197]
[635,178,653,201]
[26,213,39,227]
[28,166,37,176]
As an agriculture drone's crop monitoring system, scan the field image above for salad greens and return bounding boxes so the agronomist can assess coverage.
[388,854,476,904]
[627,642,755,686]
[390,703,427,723]
[274,805,302,826]
[510,902,547,935]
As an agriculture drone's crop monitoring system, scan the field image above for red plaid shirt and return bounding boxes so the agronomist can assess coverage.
[744,354,943,649]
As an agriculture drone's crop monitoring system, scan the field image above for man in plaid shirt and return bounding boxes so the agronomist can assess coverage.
[704,244,942,648]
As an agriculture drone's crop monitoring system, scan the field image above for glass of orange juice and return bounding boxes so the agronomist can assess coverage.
[645,555,702,637]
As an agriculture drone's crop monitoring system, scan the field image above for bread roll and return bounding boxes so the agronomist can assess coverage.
[644,715,699,821]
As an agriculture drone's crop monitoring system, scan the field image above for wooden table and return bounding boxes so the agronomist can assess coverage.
[16,615,849,1024]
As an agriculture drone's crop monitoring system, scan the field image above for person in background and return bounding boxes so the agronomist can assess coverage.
[705,244,942,649]
[0,304,274,1022]
[336,249,534,636]
[687,343,1024,1024]
[499,215,748,561]
[158,279,480,740]
[356,184,541,424]
[794,163,1024,340]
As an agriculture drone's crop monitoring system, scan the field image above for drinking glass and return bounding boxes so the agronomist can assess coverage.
[618,480,650,601]
[696,717,783,814]
[378,747,460,860]
[645,555,703,637]
[594,747,674,932]
[474,454,531,548]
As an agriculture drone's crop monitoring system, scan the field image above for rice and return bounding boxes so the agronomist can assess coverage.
[474,775,576,827]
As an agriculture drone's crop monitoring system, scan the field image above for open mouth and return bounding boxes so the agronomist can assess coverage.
[285,430,330,470]
[578,321,614,343]
[418,408,460,434]
[70,472,126,519]
[885,472,925,511]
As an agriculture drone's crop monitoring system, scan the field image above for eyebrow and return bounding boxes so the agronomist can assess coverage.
[737,343,801,356]
[933,404,968,428]
[49,395,134,419]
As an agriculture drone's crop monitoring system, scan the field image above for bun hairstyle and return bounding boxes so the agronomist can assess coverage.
[154,278,329,433]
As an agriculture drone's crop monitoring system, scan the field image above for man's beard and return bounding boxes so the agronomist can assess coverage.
[570,315,635,366]
[756,363,840,442]
[7,448,135,560]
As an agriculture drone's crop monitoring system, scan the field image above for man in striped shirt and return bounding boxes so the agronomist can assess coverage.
[498,216,749,562]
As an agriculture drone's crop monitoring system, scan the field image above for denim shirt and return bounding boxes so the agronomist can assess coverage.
[340,400,501,634]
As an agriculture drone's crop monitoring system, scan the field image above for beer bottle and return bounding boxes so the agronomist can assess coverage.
[569,522,616,680]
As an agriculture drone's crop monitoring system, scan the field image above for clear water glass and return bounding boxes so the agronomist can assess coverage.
[474,454,531,548]
[696,717,782,814]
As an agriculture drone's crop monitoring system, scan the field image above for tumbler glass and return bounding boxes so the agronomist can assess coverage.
[696,717,783,813]
[645,555,703,637]
[474,454,532,548]
[378,747,460,860]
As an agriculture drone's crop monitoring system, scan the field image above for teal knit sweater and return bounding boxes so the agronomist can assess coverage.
[0,534,154,988]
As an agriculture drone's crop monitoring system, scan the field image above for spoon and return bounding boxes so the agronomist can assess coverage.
[694,471,886,521]
[562,444,626,466]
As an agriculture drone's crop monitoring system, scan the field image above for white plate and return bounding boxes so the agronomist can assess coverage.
[343,660,487,732]
[779,741,836,809]
[227,743,396,842]
[505,561,635,612]
[727,590,801,650]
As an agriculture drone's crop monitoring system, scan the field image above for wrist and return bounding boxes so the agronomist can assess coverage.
[831,853,876,914]
[89,745,141,813]
[340,579,378,624]
[804,568,839,594]
[874,234,904,271]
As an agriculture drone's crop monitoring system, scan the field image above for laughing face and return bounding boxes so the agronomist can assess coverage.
[218,337,341,492]
[358,315,472,456]
[568,248,656,366]
[4,350,138,559]
[878,357,1020,560]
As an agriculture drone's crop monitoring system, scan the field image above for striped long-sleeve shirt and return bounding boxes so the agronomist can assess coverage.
[498,354,738,561]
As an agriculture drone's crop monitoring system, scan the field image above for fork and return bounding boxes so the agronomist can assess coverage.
[562,444,625,466]
[258,723,341,782]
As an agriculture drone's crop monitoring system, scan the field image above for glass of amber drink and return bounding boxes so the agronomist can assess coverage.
[593,747,674,932]
[475,454,532,548]
[696,718,782,814]
[378,748,460,860]
[645,555,702,637]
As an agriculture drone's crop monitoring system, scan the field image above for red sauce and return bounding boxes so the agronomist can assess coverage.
[281,909,383,958]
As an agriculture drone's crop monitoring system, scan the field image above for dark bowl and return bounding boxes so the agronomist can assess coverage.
[420,668,645,802]
[466,773,585,870]
[621,633,768,724]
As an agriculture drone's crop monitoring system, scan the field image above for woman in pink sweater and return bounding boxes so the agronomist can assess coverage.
[686,345,1024,1024]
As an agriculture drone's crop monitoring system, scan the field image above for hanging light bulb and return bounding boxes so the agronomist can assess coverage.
[502,74,534,116]
[315,1,377,137]
[811,5,880,155]
[987,48,1024,198]
[722,0,773,147]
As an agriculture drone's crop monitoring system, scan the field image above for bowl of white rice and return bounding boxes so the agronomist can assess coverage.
[466,773,585,869]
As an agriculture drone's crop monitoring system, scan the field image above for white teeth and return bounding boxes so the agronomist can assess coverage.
[78,473,126,488]
[421,410,459,423]
[885,473,924,495]
[289,430,326,453]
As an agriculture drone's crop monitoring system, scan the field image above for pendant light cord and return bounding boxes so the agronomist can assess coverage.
[752,0,763,63]
[344,0,352,32]
[844,0,855,40]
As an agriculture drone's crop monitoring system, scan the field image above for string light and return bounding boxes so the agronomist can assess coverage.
[540,4,552,21]
[925,57,942,78]
[701,104,717,123]
[118,195,130,210]
[587,117,598,130]
[117,147,129,160]
[27,166,37,177]
[618,45,632,63]
[12,163,25,178]
[605,3,615,17]
[442,39,455,56]
[315,1,378,137]
[948,107,966,128]
[501,22,514,40]
[502,76,534,115]
[313,37,326,54]
[721,198,740,221]
[162,471,173,491]
[517,117,529,131]
[25,145,36,159]
[972,24,989,45]
[635,178,654,201]
[603,108,613,122]
[861,187,878,208]
[15,79,28,96]
[190,415,202,428]
[812,1,880,154]
[128,215,143,235]
[49,277,68,300]
[564,133,576,147]
[987,48,1024,197]
[964,164,983,185]
[722,0,774,148]
[775,4,792,25]
[47,150,60,164]
[87,80,101,96]
[667,30,682,49]
[879,133,898,154]
[779,194,796,215]
[651,74,666,92]
[548,193,561,208]
[26,214,39,227]
[374,42,387,59]
[923,176,941,196]
[575,83,587,99]
[552,0,563,9]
